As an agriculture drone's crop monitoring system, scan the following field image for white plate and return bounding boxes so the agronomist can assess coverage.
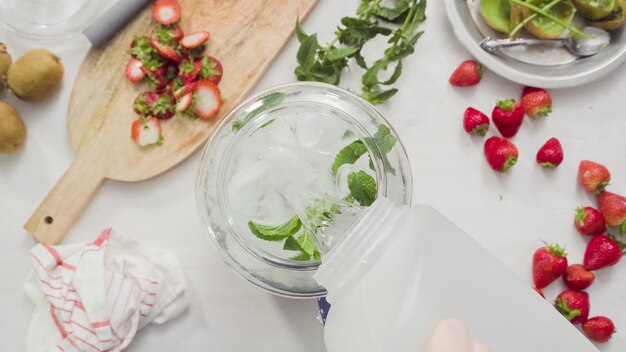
[443,0,626,88]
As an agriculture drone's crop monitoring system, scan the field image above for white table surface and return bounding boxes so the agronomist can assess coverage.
[1,0,626,351]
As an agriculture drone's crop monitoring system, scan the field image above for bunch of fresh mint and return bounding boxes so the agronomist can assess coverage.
[247,124,397,261]
[294,0,427,105]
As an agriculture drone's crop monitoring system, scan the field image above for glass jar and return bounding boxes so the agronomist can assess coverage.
[0,0,102,39]
[196,82,412,298]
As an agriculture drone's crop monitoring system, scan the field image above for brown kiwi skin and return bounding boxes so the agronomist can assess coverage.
[0,43,11,92]
[7,49,64,102]
[0,101,26,153]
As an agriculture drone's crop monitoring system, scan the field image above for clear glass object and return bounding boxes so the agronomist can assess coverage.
[196,82,412,298]
[0,0,102,39]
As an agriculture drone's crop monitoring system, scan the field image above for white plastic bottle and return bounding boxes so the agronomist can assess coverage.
[314,198,599,352]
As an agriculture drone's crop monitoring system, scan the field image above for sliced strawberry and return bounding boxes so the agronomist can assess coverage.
[204,56,223,85]
[169,24,184,42]
[173,84,194,100]
[176,92,193,112]
[152,0,181,25]
[180,58,202,84]
[181,31,210,49]
[192,79,222,120]
[133,92,161,115]
[148,37,181,63]
[125,58,145,83]
[131,117,163,146]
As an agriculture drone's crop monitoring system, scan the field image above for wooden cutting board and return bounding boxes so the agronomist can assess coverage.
[24,0,318,244]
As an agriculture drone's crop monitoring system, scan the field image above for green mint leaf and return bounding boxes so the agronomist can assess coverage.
[305,198,341,230]
[338,17,392,47]
[295,18,309,42]
[347,170,377,206]
[374,124,397,153]
[296,33,318,68]
[362,60,388,89]
[297,230,318,257]
[331,140,368,176]
[354,52,368,69]
[325,46,360,61]
[375,6,408,22]
[290,252,312,262]
[248,215,302,241]
[233,92,285,131]
[313,250,321,261]
[362,88,398,105]
[381,60,402,85]
[283,235,302,251]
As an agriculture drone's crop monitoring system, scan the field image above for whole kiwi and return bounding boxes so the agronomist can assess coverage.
[7,49,64,102]
[0,43,11,92]
[0,102,26,153]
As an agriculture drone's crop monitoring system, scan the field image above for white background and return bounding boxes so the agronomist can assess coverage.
[2,0,626,351]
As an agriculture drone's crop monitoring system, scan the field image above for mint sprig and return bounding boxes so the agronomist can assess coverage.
[294,0,427,104]
[248,215,301,241]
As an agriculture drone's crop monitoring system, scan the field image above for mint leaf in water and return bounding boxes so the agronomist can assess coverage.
[297,231,317,256]
[283,235,302,251]
[347,171,377,206]
[233,92,285,131]
[331,140,368,176]
[248,215,301,241]
[305,198,342,230]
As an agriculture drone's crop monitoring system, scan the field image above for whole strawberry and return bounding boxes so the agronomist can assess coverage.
[578,160,610,193]
[583,234,625,271]
[532,243,568,289]
[563,264,595,291]
[554,290,589,324]
[582,316,616,343]
[598,191,626,234]
[521,86,552,118]
[574,206,606,236]
[463,107,490,136]
[484,137,518,173]
[492,99,524,138]
[536,137,563,168]
[449,60,482,87]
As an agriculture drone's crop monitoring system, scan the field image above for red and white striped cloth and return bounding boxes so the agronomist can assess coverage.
[25,229,189,352]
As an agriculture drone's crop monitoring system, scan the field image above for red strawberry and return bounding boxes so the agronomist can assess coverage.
[180,58,202,84]
[598,191,626,233]
[578,160,610,193]
[181,31,210,49]
[131,117,163,146]
[204,56,223,85]
[133,92,160,115]
[536,137,563,168]
[172,83,194,100]
[449,60,482,87]
[563,264,595,291]
[532,243,568,289]
[521,86,552,118]
[176,92,192,112]
[152,0,181,25]
[463,107,490,136]
[574,206,606,236]
[133,92,176,120]
[484,136,518,173]
[554,290,589,324]
[583,234,625,271]
[148,37,181,63]
[492,99,524,138]
[192,79,222,119]
[582,316,616,343]
[168,24,184,41]
[534,287,545,299]
[125,58,145,83]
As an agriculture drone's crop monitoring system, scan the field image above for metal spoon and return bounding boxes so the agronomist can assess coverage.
[479,27,611,57]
